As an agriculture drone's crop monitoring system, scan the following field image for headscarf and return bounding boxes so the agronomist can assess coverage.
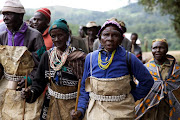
[152,38,168,47]
[98,20,124,37]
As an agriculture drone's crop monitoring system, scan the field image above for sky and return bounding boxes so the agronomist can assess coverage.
[0,0,138,12]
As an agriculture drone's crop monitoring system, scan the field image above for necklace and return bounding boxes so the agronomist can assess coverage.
[98,50,116,70]
[49,47,69,71]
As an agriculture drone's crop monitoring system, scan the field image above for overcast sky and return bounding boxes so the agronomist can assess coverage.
[0,0,138,12]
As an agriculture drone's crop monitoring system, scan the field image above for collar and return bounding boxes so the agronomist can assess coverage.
[42,26,50,36]
[99,45,126,57]
[6,22,28,34]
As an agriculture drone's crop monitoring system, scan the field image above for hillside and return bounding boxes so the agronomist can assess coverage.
[24,3,180,50]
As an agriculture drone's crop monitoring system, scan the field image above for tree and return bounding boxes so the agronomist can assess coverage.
[138,0,180,38]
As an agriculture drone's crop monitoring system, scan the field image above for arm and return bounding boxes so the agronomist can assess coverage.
[77,53,91,118]
[27,52,49,103]
[26,31,46,85]
[130,54,154,101]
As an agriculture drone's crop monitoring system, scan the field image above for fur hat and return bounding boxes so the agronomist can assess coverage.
[2,0,25,14]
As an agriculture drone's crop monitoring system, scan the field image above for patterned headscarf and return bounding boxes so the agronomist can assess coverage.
[98,20,124,37]
[152,38,168,47]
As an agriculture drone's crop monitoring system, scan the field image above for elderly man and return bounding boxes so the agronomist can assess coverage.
[32,8,53,50]
[83,21,101,53]
[0,0,45,119]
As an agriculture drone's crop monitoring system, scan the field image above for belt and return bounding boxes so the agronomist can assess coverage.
[89,92,126,102]
[48,86,77,100]
[4,71,24,82]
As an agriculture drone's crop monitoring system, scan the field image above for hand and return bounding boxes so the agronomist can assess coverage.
[70,109,82,120]
[16,78,25,91]
[21,88,32,99]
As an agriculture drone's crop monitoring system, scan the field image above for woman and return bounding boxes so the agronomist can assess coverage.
[21,19,86,120]
[135,39,180,120]
[71,20,154,120]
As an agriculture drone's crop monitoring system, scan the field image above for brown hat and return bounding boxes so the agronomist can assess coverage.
[2,0,25,14]
[83,21,101,34]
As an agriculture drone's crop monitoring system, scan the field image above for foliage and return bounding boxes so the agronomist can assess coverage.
[23,3,180,51]
[138,0,180,38]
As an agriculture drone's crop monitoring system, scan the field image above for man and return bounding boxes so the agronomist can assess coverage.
[135,39,180,120]
[83,21,101,53]
[78,25,85,38]
[0,0,45,119]
[131,33,142,60]
[32,8,53,50]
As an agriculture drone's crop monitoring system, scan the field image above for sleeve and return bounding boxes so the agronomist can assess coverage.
[27,52,49,103]
[77,53,91,118]
[130,53,154,101]
[26,32,46,86]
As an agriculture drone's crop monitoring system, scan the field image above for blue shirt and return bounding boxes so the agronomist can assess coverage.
[78,46,154,117]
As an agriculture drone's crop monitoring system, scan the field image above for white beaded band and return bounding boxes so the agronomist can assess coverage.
[4,71,24,82]
[48,86,77,100]
[89,92,126,102]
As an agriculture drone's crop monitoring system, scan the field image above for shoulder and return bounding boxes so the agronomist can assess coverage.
[26,26,42,37]
[116,46,126,57]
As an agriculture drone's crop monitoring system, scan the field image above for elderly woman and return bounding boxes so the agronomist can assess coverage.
[21,19,86,120]
[71,20,154,120]
[135,39,180,120]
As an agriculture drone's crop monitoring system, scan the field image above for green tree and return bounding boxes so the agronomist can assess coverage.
[138,0,180,38]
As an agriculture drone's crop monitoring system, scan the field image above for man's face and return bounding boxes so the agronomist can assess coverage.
[131,35,137,45]
[100,25,122,52]
[3,12,20,31]
[152,41,168,61]
[87,27,98,39]
[33,12,48,32]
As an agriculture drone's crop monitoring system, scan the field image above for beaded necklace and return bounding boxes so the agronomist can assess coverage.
[98,50,116,70]
[49,47,69,71]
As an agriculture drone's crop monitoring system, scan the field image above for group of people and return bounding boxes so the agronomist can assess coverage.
[0,0,180,120]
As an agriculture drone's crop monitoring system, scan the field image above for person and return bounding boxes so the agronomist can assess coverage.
[131,33,142,60]
[0,0,46,119]
[79,25,85,38]
[21,18,87,120]
[32,8,53,50]
[28,17,34,27]
[93,17,131,52]
[83,21,101,53]
[71,20,154,120]
[135,39,180,120]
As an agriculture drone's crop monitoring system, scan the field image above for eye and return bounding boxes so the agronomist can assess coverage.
[51,35,55,38]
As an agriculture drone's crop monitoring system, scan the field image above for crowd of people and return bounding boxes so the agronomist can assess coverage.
[0,0,180,120]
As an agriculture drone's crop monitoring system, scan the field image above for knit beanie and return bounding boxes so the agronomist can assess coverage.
[98,20,124,37]
[37,8,51,23]
[49,18,69,34]
[2,0,25,14]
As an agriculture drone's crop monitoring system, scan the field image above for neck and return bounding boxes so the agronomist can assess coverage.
[9,21,23,32]
[154,58,167,65]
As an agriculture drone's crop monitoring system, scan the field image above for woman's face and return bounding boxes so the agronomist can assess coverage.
[152,41,168,61]
[100,25,122,52]
[50,29,69,51]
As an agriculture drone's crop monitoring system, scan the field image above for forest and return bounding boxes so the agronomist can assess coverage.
[24,3,180,51]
